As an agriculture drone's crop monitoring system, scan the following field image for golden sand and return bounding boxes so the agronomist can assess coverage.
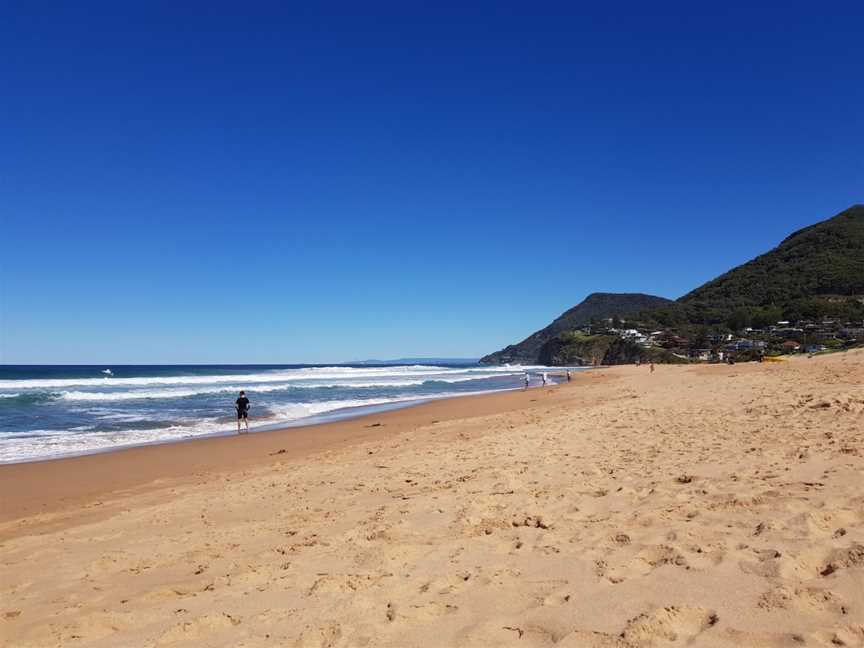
[2,352,863,647]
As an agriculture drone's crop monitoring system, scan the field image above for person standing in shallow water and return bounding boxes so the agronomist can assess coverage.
[235,390,250,434]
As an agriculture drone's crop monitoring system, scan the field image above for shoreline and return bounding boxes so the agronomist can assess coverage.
[0,365,577,466]
[0,386,521,467]
[0,373,593,525]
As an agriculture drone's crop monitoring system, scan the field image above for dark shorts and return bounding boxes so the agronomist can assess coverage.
[237,410,248,419]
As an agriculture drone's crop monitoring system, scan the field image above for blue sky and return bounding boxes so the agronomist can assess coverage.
[2,2,862,364]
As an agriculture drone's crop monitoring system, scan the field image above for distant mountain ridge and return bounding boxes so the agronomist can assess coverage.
[480,293,673,364]
[481,204,864,365]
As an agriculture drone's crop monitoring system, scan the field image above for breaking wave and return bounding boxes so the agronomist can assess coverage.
[0,365,533,390]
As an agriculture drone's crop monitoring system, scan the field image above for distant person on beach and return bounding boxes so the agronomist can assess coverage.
[524,373,530,390]
[541,372,548,386]
[566,369,572,382]
[649,362,655,374]
[235,390,250,434]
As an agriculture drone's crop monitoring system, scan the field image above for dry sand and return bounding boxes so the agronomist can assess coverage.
[1,352,863,647]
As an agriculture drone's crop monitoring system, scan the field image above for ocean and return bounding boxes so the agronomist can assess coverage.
[0,363,574,463]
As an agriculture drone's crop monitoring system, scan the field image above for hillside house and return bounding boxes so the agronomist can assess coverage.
[725,339,767,352]
[688,348,711,361]
[774,327,805,340]
[620,329,647,343]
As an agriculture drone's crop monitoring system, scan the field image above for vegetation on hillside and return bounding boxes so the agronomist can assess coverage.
[480,293,672,364]
[630,297,864,335]
[674,204,864,325]
[592,206,864,333]
[481,205,864,365]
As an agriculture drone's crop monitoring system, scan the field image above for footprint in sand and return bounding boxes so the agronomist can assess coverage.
[758,585,849,615]
[293,622,342,648]
[402,600,459,622]
[156,612,241,645]
[306,572,383,596]
[556,606,718,647]
[621,606,719,644]
[819,543,864,577]
[632,544,689,575]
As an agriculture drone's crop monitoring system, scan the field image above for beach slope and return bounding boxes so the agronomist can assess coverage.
[2,352,863,647]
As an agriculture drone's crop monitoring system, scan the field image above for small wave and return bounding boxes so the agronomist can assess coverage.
[53,383,403,402]
[264,389,504,422]
[51,373,525,402]
[0,391,60,406]
[96,412,160,422]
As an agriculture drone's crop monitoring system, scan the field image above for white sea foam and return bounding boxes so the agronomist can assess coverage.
[0,364,575,463]
[0,419,228,463]
[0,364,545,391]
[95,412,167,421]
[0,365,474,390]
[50,372,526,402]
[264,390,491,421]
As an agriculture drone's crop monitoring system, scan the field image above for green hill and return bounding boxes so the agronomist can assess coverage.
[676,204,864,324]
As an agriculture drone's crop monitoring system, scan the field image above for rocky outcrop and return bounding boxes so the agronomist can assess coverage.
[538,333,686,366]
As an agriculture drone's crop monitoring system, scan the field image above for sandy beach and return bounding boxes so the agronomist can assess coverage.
[2,353,862,647]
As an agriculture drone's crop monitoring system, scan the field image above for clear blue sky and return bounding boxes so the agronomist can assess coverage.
[2,2,862,364]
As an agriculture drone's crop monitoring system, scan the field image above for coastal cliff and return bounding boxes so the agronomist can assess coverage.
[538,332,685,366]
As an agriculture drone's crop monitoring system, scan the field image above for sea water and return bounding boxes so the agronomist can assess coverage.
[0,363,575,463]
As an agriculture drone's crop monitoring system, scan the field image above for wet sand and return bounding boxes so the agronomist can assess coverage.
[1,352,862,647]
[0,378,599,524]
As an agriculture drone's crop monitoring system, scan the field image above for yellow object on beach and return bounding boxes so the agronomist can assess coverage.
[763,356,787,362]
